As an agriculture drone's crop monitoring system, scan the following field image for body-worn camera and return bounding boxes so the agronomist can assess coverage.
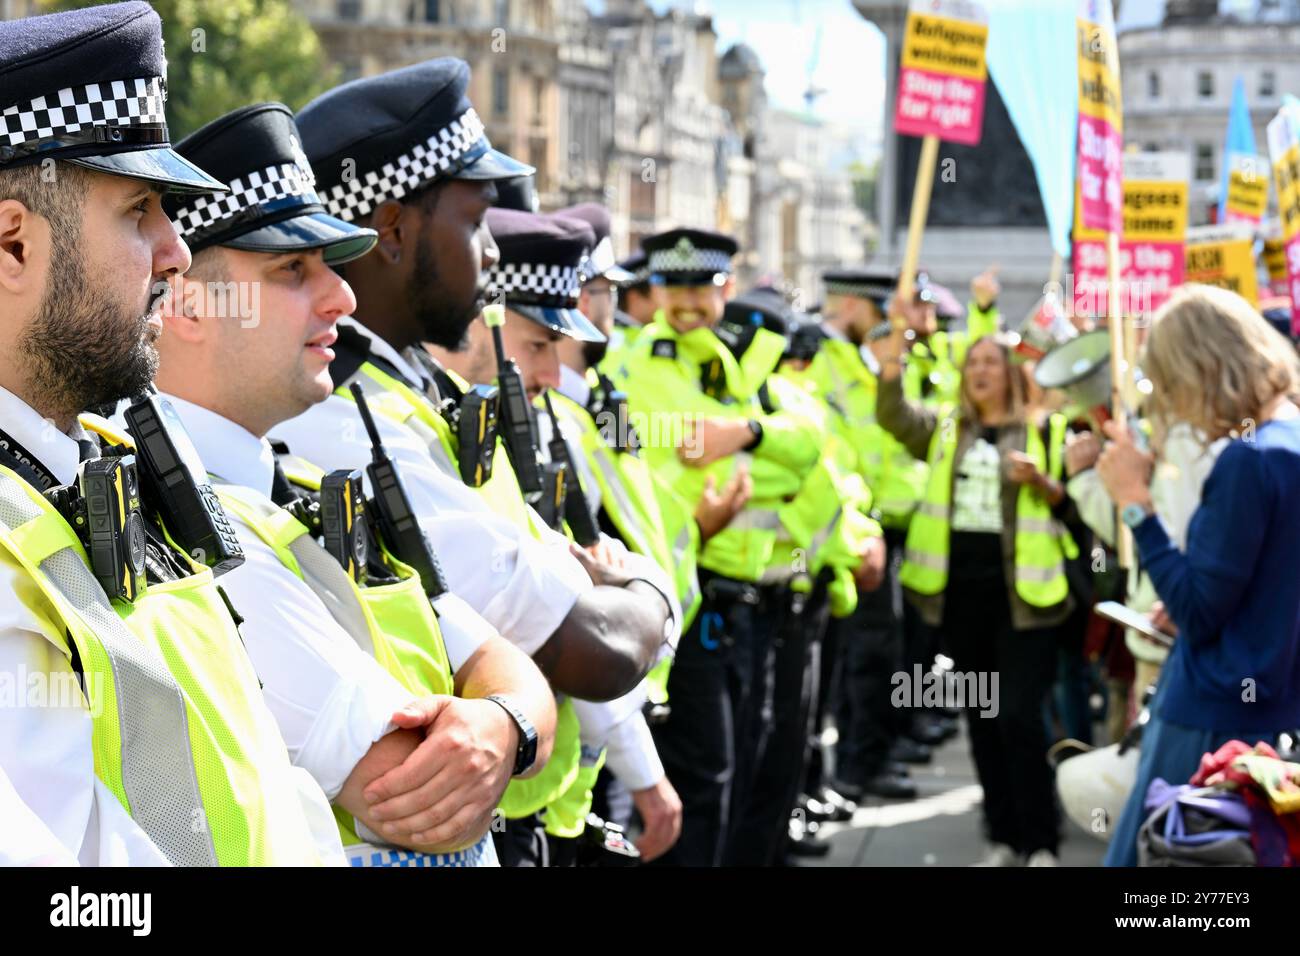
[320,469,368,584]
[50,456,148,603]
[124,394,244,576]
[456,383,499,488]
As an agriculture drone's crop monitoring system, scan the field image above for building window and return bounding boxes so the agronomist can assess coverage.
[338,0,361,19]
[1197,71,1213,99]
[533,77,545,118]
[424,0,439,22]
[1261,70,1276,98]
[1147,71,1159,100]
[492,68,509,117]
[1195,143,1215,182]
[495,0,509,26]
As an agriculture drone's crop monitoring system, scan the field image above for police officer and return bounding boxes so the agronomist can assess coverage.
[0,2,337,864]
[274,60,672,865]
[431,207,684,864]
[272,58,669,704]
[810,269,933,800]
[717,289,886,864]
[147,101,559,866]
[605,228,826,865]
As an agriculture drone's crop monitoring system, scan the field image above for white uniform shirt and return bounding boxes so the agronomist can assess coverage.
[0,386,341,865]
[270,318,592,657]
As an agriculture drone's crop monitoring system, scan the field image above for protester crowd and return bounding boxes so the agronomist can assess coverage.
[2,2,1299,870]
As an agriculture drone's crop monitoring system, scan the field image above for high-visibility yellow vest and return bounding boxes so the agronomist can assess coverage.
[0,423,326,866]
[548,388,700,703]
[603,316,819,583]
[331,359,582,827]
[805,338,929,528]
[899,412,1078,608]
[334,361,542,535]
[212,458,457,851]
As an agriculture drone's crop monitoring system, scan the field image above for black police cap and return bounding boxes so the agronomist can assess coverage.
[0,2,224,194]
[555,203,633,284]
[164,103,377,266]
[616,250,650,290]
[494,174,539,212]
[643,227,739,287]
[822,266,897,304]
[296,57,534,223]
[485,208,604,343]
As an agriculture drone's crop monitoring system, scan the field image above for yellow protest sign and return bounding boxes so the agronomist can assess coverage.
[1185,226,1259,307]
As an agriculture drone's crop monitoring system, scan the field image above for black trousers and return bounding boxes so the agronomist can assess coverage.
[649,571,760,867]
[832,541,905,785]
[728,583,829,865]
[941,575,1061,856]
[492,813,549,867]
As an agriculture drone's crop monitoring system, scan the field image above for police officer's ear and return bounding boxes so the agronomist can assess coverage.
[0,199,39,295]
[721,274,737,303]
[368,198,408,266]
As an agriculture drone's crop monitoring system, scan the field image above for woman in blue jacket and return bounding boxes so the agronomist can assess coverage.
[1097,285,1300,866]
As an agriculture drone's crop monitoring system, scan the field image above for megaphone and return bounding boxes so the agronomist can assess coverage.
[1053,741,1140,844]
[1006,289,1076,362]
[1034,330,1112,424]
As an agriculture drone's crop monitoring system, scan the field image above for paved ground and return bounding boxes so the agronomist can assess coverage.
[802,722,1108,867]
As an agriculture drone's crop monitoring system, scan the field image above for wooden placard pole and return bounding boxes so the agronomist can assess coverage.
[1106,231,1134,568]
[896,133,941,312]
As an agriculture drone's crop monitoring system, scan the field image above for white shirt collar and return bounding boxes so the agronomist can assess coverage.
[339,315,430,389]
[159,393,277,497]
[821,323,850,343]
[559,363,591,407]
[0,383,83,486]
[860,344,881,375]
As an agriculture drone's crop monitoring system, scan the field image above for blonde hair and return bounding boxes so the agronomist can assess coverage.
[958,334,1027,425]
[1142,284,1300,440]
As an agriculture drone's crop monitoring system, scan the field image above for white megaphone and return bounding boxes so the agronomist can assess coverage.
[1053,741,1141,844]
[1006,289,1076,362]
[1033,330,1112,425]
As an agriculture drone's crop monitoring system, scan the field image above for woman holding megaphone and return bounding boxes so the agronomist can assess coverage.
[874,293,1081,867]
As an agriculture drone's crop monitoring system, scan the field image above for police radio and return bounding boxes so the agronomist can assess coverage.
[542,391,599,546]
[124,394,245,576]
[484,304,545,497]
[319,469,368,584]
[48,455,148,603]
[350,383,449,598]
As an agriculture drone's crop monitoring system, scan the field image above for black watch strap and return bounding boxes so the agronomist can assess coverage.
[485,694,538,776]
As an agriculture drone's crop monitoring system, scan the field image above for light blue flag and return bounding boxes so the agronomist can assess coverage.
[984,0,1079,259]
[1219,75,1256,221]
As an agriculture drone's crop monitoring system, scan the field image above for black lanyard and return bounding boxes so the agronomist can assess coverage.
[0,424,65,492]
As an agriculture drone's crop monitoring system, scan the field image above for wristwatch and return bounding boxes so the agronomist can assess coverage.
[1121,502,1152,529]
[744,418,763,450]
[485,694,538,776]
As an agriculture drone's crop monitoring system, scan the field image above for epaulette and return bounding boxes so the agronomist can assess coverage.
[651,338,677,360]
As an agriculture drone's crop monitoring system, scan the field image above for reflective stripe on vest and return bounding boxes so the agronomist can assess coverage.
[0,465,325,865]
[0,471,217,866]
[899,413,1076,608]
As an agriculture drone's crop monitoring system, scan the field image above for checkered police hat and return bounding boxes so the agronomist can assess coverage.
[485,207,604,343]
[164,104,376,266]
[642,228,739,287]
[554,203,633,284]
[0,2,224,194]
[296,58,534,224]
[822,267,898,304]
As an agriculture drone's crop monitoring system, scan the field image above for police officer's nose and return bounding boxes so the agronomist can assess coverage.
[319,266,358,320]
[154,210,193,280]
[479,223,500,272]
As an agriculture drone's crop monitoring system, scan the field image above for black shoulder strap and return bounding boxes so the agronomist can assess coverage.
[329,323,373,388]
